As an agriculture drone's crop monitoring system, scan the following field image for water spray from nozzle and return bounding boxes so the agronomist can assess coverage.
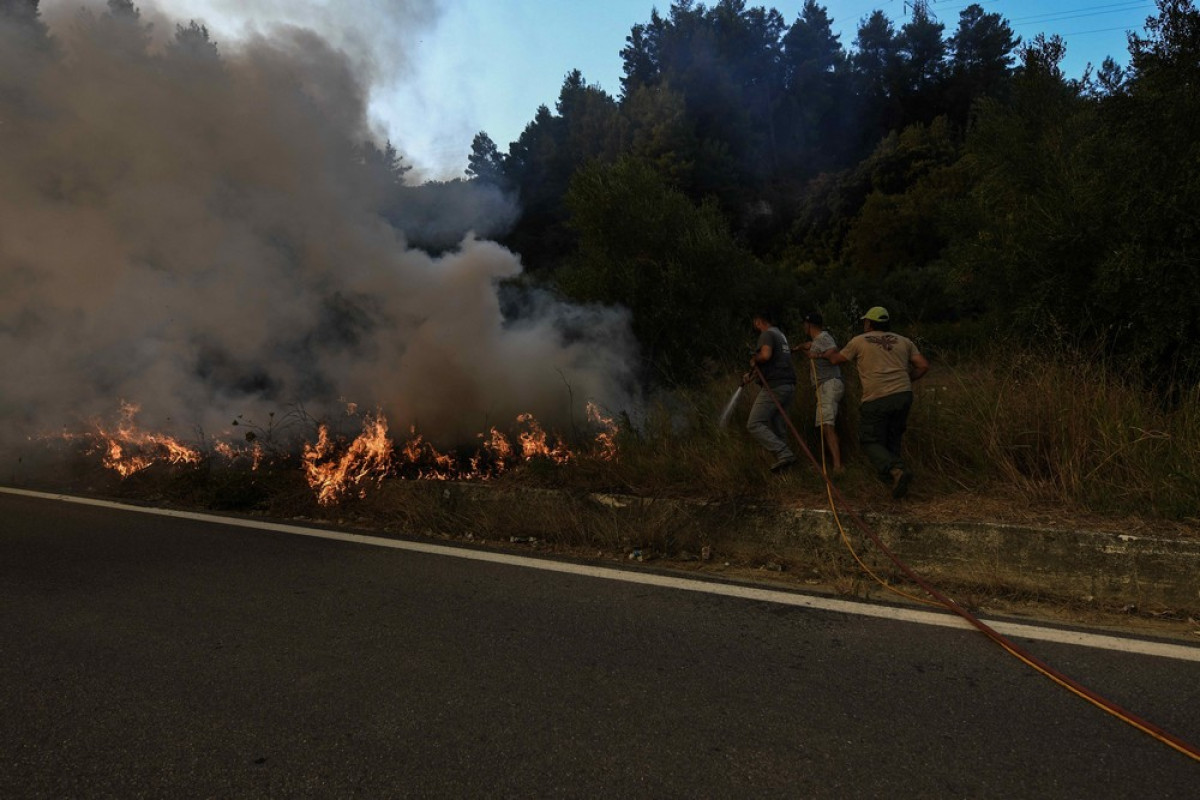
[719,351,760,428]
[717,384,744,428]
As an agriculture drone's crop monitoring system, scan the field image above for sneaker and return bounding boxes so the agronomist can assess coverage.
[890,467,912,499]
[770,455,798,473]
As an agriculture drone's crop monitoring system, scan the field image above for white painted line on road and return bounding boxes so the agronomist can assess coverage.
[6,486,1200,663]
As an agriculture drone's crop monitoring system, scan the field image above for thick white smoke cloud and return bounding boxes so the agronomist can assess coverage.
[0,3,637,449]
[88,0,463,181]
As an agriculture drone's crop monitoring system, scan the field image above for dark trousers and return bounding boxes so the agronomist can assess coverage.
[858,391,912,480]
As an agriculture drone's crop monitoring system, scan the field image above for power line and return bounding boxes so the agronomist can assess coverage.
[835,0,1151,28]
[1007,18,1149,35]
[1007,1,1152,25]
[1059,23,1147,36]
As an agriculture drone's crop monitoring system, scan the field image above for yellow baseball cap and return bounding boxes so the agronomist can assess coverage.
[861,306,889,323]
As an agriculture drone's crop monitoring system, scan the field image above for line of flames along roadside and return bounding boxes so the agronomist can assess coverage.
[53,402,620,506]
[302,403,620,506]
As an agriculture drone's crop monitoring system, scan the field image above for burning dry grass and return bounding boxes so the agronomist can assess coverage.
[298,403,620,505]
[303,413,394,506]
[47,400,623,509]
[25,347,1200,537]
[56,401,202,478]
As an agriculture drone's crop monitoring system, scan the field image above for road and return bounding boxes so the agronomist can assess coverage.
[1,489,1197,797]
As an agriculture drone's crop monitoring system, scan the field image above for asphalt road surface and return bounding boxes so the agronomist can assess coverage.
[1,490,1198,798]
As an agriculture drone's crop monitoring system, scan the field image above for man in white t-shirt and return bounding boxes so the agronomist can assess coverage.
[810,306,928,498]
[793,312,844,474]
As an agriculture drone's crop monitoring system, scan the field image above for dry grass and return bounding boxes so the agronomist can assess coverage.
[908,350,1200,523]
[14,348,1198,543]
[557,349,1200,535]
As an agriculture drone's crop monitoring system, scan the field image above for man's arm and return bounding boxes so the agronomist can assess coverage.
[910,351,930,382]
[745,343,772,385]
[751,343,773,365]
[810,347,848,365]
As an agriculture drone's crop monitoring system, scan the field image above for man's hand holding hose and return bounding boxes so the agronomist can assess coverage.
[743,340,774,386]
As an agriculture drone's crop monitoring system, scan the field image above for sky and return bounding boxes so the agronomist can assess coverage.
[104,0,1156,179]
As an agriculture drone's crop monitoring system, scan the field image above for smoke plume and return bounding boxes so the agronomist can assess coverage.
[0,2,637,451]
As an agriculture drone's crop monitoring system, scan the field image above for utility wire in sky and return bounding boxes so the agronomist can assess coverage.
[1060,24,1145,35]
[1008,1,1152,25]
[836,0,1151,28]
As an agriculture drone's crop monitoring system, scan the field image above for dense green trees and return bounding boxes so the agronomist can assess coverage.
[1105,0,1200,379]
[481,2,1023,281]
[946,4,1020,125]
[560,157,767,380]
[462,1,1197,387]
[481,2,1027,264]
[951,2,1200,380]
[778,0,851,174]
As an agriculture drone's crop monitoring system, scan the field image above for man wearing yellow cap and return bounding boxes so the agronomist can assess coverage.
[808,306,928,498]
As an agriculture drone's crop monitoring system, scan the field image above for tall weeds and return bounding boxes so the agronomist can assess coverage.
[577,348,1200,521]
[907,349,1199,518]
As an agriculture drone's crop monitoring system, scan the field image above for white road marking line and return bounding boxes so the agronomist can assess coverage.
[5,486,1199,663]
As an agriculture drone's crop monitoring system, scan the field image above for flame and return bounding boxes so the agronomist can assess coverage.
[399,427,461,481]
[71,401,202,478]
[300,408,617,504]
[214,439,265,470]
[57,399,622,505]
[480,427,513,475]
[516,413,572,464]
[302,413,393,505]
[587,402,619,462]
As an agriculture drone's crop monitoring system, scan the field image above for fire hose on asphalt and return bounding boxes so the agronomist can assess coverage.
[750,362,1200,764]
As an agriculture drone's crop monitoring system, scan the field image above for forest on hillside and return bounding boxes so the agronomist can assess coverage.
[458,0,1199,387]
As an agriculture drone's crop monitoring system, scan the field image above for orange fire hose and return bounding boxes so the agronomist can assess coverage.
[751,363,1200,764]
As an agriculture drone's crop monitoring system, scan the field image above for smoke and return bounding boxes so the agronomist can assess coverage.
[46,0,442,80]
[0,2,637,450]
[77,0,470,181]
[384,179,520,253]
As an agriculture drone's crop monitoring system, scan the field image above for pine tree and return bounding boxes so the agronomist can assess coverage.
[779,1,850,173]
[0,0,51,50]
[466,132,507,186]
[852,11,903,149]
[167,21,220,65]
[947,4,1019,125]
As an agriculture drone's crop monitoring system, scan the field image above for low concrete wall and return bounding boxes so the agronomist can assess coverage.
[370,482,1200,612]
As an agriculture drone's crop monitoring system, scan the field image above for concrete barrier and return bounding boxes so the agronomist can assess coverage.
[370,481,1200,612]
